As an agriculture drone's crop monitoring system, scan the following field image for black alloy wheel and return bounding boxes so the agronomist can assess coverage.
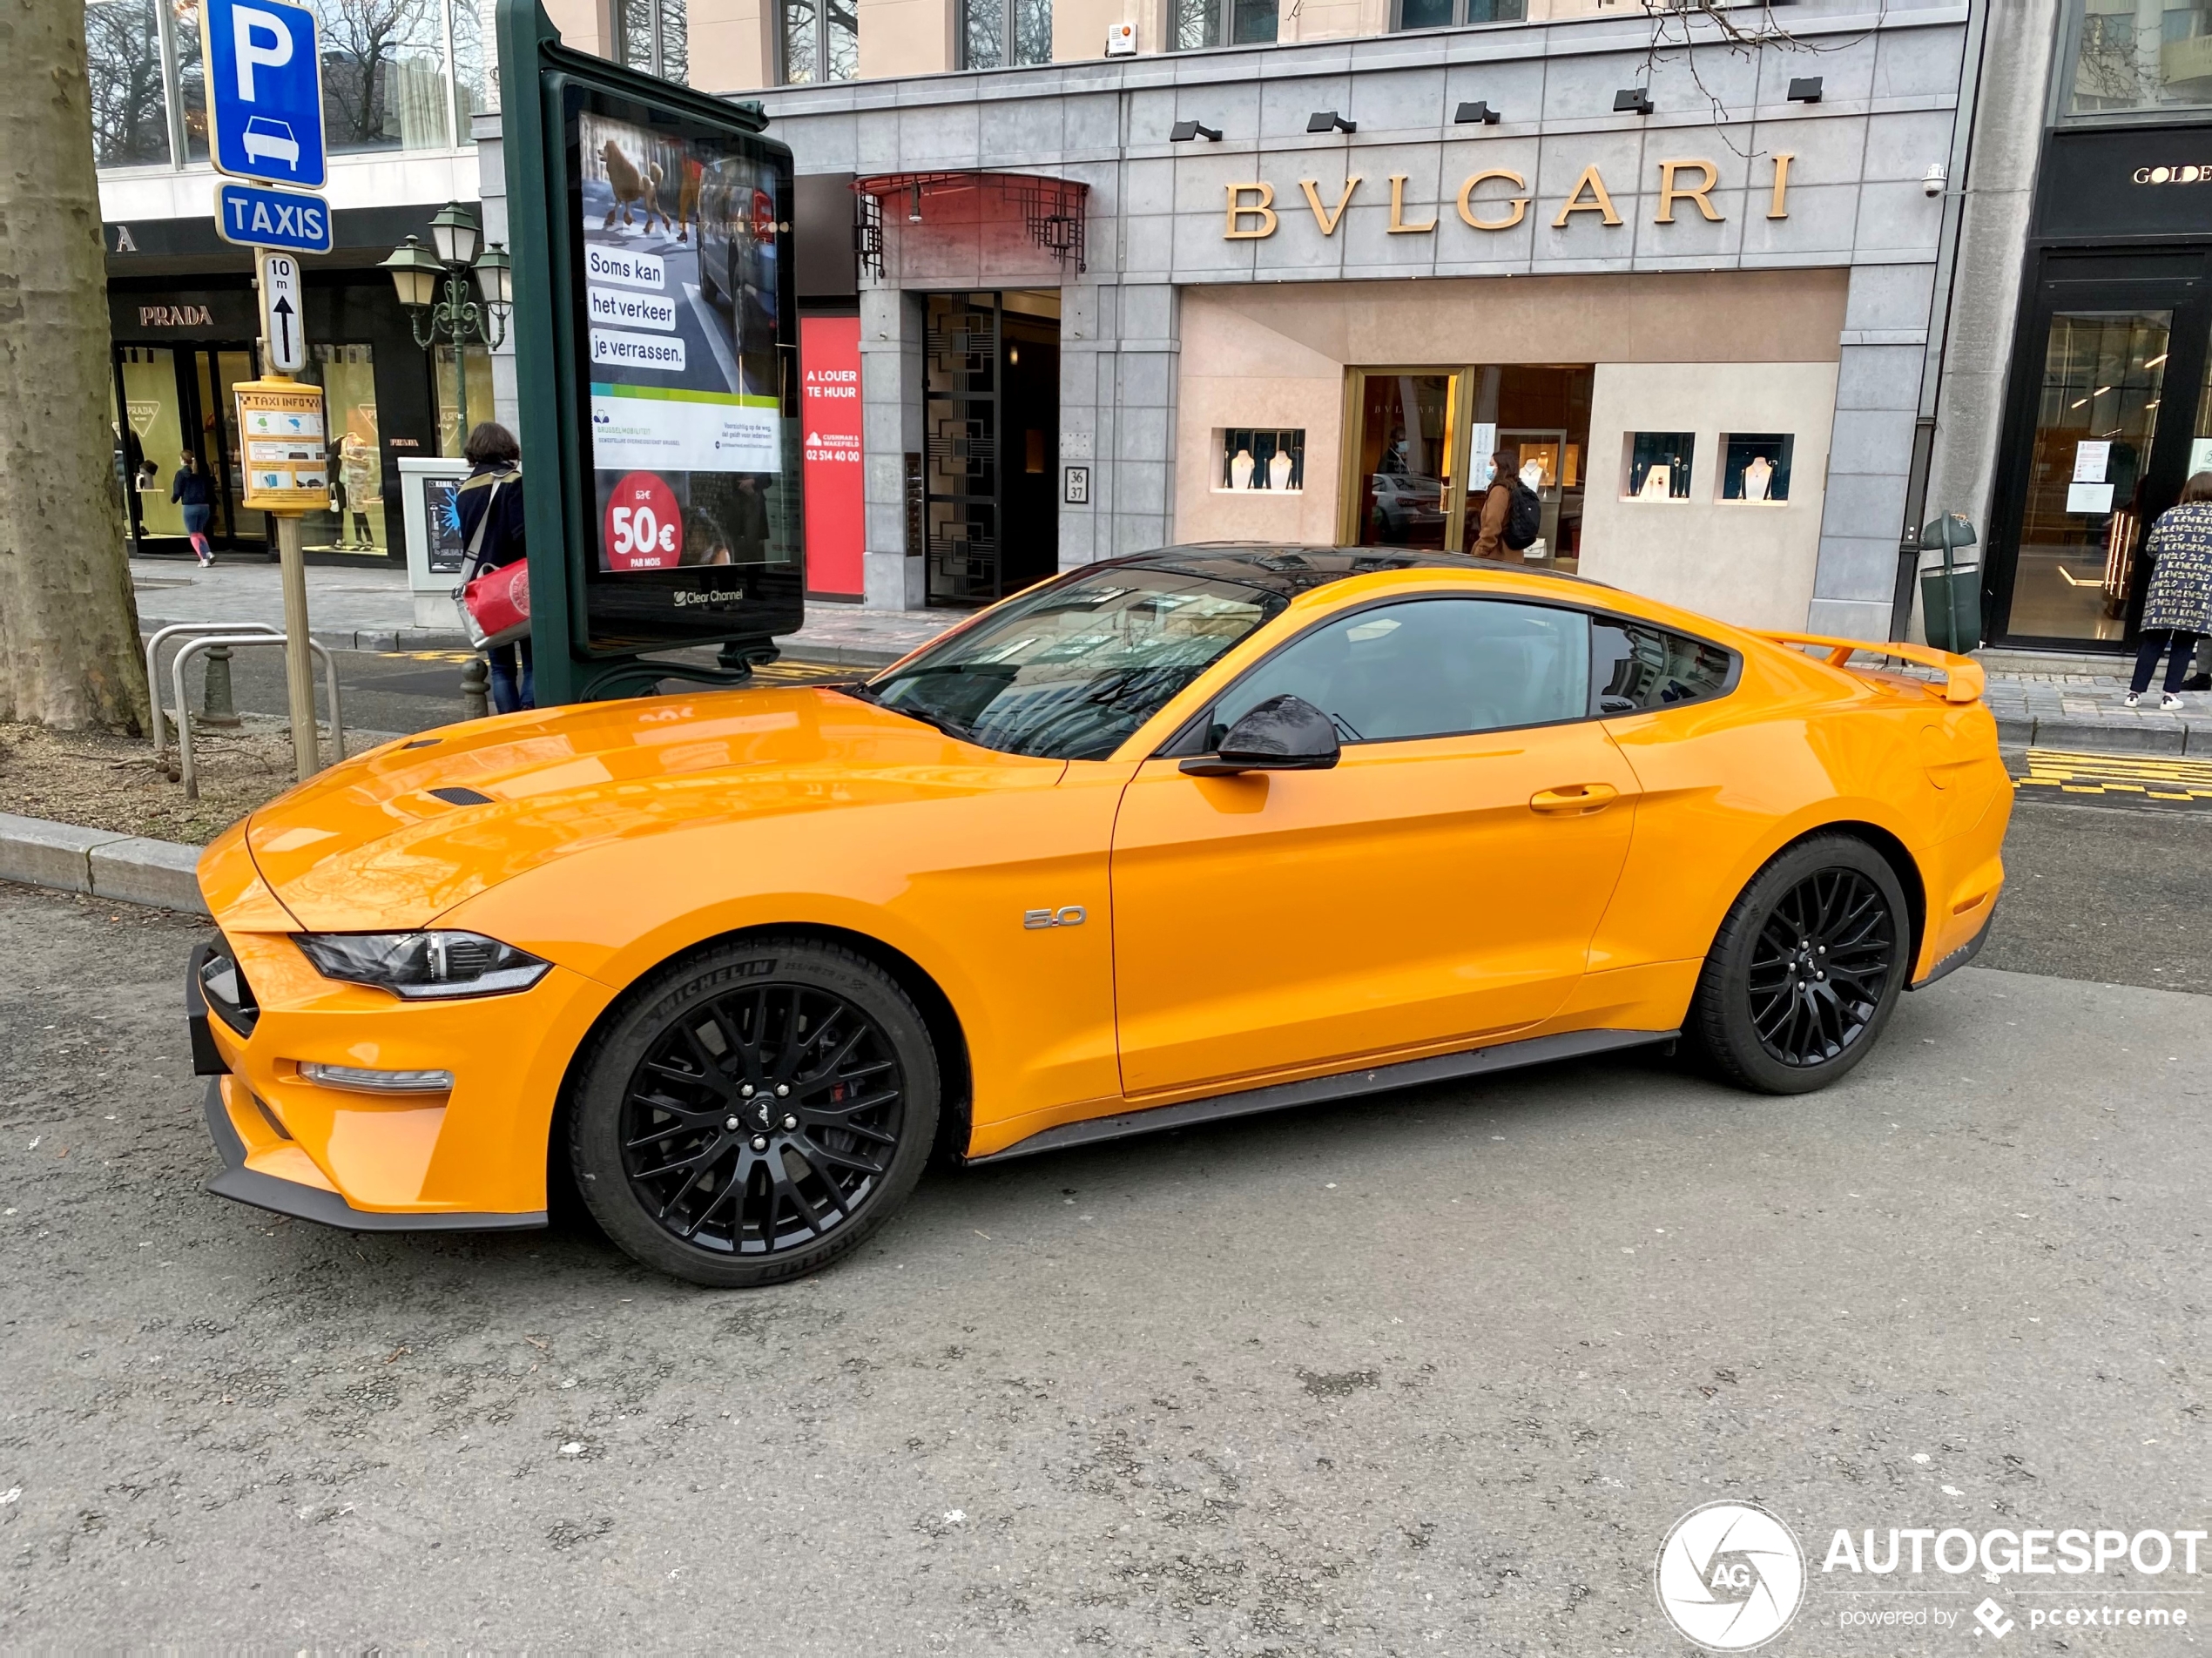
[570,938,938,1286]
[1745,867,1897,1068]
[1691,834,1911,1095]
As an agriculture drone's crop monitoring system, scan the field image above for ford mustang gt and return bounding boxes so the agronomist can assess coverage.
[186,547,2011,1285]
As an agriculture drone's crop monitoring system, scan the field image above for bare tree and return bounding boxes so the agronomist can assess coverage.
[0,0,149,731]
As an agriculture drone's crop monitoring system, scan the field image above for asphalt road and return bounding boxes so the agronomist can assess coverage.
[2,796,2208,1652]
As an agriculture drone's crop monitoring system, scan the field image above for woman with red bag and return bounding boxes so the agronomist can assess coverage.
[455,422,533,712]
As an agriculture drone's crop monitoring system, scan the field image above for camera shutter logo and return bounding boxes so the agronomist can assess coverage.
[1655,1501,1805,1650]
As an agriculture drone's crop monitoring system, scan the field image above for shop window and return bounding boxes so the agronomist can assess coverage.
[781,0,857,82]
[962,0,1051,68]
[118,346,186,537]
[435,342,496,460]
[1625,431,1695,501]
[1720,433,1793,503]
[2061,0,2212,119]
[617,0,688,83]
[1392,0,1524,31]
[1218,428,1305,493]
[1173,0,1276,51]
[300,343,388,555]
[85,0,172,166]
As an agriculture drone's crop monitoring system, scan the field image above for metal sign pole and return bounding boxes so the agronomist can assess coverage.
[274,513,319,779]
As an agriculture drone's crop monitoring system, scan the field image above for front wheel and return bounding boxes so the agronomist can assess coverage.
[1689,834,1911,1095]
[570,937,939,1286]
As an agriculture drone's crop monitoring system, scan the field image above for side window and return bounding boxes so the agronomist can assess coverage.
[1210,597,1592,746]
[1591,617,1736,713]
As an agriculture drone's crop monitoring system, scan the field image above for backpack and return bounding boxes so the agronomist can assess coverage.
[1501,479,1542,551]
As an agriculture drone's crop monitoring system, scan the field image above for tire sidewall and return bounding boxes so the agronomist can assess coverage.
[570,938,940,1287]
[1708,837,1912,1095]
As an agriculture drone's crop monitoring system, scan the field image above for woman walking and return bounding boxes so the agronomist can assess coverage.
[2128,473,2212,710]
[455,421,532,713]
[171,450,216,567]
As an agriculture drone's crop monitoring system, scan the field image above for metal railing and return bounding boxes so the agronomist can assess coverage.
[148,625,346,799]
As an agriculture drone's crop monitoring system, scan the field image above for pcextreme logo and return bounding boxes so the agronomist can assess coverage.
[1656,1502,1807,1650]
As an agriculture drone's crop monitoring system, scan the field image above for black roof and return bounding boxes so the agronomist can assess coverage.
[1103,544,1608,598]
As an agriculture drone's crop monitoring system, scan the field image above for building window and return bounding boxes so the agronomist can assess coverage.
[961,0,1050,69]
[2062,0,2212,118]
[1218,428,1305,491]
[1173,0,1276,51]
[1626,431,1695,500]
[1392,0,1523,31]
[781,0,857,81]
[617,0,688,82]
[86,0,172,166]
[1720,433,1793,502]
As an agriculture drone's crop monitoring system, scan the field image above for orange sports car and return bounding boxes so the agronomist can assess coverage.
[187,547,2011,1285]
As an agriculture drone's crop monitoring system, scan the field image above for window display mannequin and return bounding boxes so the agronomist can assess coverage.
[1269,449,1294,491]
[1638,464,1673,500]
[1231,448,1255,491]
[1742,455,1774,502]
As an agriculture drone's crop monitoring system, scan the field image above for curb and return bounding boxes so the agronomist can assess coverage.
[1993,713,2200,754]
[0,812,206,915]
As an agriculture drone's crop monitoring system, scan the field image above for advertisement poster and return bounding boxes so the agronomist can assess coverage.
[578,109,785,574]
[800,315,864,597]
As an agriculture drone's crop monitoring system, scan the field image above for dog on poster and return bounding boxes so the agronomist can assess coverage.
[601,139,668,236]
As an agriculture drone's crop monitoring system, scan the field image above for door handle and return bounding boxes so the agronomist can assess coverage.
[1529,782,1620,814]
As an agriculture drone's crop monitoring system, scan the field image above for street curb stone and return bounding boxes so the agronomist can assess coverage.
[0,812,206,915]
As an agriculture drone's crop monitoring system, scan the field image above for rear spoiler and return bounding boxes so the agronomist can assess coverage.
[1755,631,1986,705]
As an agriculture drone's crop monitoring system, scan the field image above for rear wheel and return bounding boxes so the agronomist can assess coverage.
[570,937,938,1286]
[1690,835,1910,1095]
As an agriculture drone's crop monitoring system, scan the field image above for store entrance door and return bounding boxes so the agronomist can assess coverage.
[1987,251,2212,646]
[114,342,266,557]
[921,289,1059,606]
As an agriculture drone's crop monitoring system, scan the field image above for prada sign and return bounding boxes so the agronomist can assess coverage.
[1221,154,1795,239]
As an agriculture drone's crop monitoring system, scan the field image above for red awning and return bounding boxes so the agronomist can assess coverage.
[852,172,1087,276]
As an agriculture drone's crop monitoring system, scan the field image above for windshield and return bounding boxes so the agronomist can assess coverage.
[860,564,1288,759]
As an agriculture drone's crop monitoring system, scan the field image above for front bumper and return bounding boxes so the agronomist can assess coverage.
[201,1076,546,1232]
[185,930,610,1229]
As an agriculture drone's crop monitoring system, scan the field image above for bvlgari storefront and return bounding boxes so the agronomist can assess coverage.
[754,1,1967,636]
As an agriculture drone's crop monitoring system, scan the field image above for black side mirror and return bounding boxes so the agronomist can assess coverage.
[1180,694,1341,777]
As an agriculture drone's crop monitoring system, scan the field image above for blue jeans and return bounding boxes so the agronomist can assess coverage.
[489,638,534,714]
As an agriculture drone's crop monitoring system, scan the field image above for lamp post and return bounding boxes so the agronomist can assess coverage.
[381,202,513,455]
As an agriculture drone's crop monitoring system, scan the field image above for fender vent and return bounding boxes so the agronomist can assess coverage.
[428,785,494,806]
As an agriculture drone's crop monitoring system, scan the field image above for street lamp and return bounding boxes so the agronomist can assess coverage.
[382,203,511,455]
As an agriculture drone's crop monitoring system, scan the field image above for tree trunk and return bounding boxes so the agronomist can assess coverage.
[0,0,149,731]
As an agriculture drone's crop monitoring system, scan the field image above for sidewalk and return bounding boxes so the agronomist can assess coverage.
[131,556,955,668]
[134,558,2209,751]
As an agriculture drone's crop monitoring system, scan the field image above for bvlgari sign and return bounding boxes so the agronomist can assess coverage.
[1220,154,1796,239]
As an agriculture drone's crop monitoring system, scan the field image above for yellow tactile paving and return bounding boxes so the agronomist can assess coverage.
[2013,747,2212,804]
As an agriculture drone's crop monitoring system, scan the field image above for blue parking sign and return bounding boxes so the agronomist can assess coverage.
[201,0,325,190]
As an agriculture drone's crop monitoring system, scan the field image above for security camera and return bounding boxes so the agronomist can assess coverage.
[1922,163,1947,198]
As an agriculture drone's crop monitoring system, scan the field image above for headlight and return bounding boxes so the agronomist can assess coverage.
[293,931,552,1000]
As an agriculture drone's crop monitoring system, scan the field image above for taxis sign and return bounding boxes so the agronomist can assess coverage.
[233,379,327,509]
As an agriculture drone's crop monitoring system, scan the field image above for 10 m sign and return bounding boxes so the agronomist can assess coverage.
[605,471,682,570]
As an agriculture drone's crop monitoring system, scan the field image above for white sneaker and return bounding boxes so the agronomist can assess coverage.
[2124,691,2142,707]
[2163,692,2185,711]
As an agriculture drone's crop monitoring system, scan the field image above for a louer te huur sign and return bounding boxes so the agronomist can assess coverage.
[1219,153,1797,239]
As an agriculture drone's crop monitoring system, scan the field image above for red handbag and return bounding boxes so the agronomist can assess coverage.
[453,478,530,650]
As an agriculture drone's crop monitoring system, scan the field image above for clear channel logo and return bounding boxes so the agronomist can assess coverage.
[1656,1501,1807,1651]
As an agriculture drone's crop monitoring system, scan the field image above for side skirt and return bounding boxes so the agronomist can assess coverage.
[968,1027,1677,1167]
